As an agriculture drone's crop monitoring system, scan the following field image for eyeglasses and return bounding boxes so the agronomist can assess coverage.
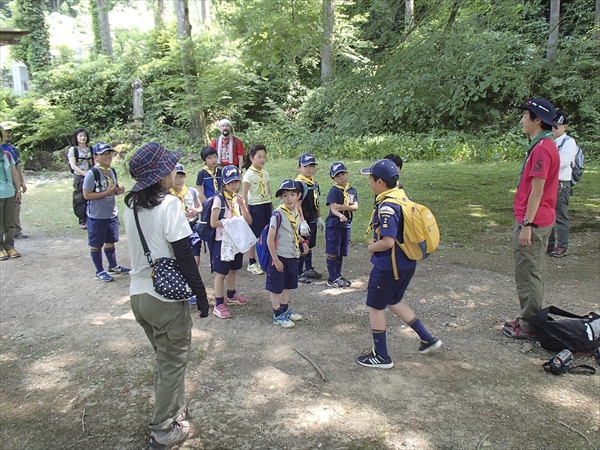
[526,99,550,113]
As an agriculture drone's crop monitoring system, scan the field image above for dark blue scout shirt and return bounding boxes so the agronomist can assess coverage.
[325,185,358,229]
[370,201,416,272]
[297,180,320,222]
[196,167,223,199]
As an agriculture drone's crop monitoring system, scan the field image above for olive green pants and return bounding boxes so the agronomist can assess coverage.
[130,293,192,432]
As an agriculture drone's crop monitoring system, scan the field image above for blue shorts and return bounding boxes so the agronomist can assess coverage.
[249,203,272,238]
[366,266,416,310]
[325,226,350,256]
[306,220,318,249]
[87,217,119,248]
[266,256,299,294]
[211,240,243,275]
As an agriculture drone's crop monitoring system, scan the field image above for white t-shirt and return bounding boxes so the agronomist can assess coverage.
[555,133,579,182]
[123,195,191,302]
[243,168,271,205]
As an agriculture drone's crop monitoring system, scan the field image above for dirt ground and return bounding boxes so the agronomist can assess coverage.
[1,192,599,449]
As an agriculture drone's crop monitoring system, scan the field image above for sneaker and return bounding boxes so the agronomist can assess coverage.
[272,313,295,328]
[149,420,190,450]
[7,249,20,258]
[283,309,302,321]
[298,275,312,284]
[547,244,555,254]
[502,323,538,341]
[0,250,8,261]
[302,269,323,279]
[213,304,232,319]
[326,277,346,288]
[247,262,265,275]
[14,232,28,239]
[339,276,352,287]
[550,246,569,258]
[225,292,249,306]
[95,271,114,282]
[504,319,519,329]
[108,265,131,274]
[418,337,443,355]
[356,348,394,369]
[79,223,87,229]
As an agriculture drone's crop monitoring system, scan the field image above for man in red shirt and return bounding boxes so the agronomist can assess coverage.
[503,98,560,340]
[210,119,245,171]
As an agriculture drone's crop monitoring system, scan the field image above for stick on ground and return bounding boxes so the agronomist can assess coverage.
[293,348,327,381]
[558,421,598,450]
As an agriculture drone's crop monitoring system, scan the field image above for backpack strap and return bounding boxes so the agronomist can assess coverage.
[546,306,587,320]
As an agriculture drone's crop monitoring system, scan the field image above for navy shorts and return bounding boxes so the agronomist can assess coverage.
[306,220,318,249]
[325,226,350,256]
[211,240,243,275]
[366,266,416,310]
[266,256,299,294]
[249,203,272,238]
[87,217,119,248]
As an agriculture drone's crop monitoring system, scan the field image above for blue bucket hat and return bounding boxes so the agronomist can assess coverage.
[360,159,399,182]
[330,162,348,178]
[514,98,557,129]
[275,179,301,198]
[129,142,181,192]
[298,153,317,166]
[92,142,114,155]
[222,165,241,184]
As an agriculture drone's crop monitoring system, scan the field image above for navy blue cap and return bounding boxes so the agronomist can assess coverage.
[360,159,399,182]
[222,165,241,184]
[175,163,186,174]
[514,98,557,129]
[330,162,348,178]
[275,179,301,198]
[298,153,317,166]
[92,142,114,155]
[130,142,181,192]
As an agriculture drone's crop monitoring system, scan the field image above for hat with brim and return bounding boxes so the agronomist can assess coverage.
[222,165,241,184]
[298,153,318,166]
[330,161,348,178]
[276,179,301,198]
[360,159,399,182]
[514,98,557,129]
[175,163,186,174]
[92,142,114,155]
[130,142,181,192]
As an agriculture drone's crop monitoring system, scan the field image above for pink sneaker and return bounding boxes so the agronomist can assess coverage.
[225,292,249,306]
[213,304,232,319]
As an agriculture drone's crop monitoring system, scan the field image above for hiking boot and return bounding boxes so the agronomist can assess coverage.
[14,232,28,239]
[213,304,232,319]
[326,277,346,288]
[502,323,538,341]
[303,269,322,279]
[0,250,8,261]
[283,309,302,321]
[149,420,190,450]
[7,249,20,258]
[247,262,265,275]
[418,337,443,355]
[339,276,352,287]
[356,348,394,369]
[225,292,249,306]
[550,246,569,258]
[297,274,312,284]
[273,313,295,328]
[95,271,114,282]
[108,265,131,274]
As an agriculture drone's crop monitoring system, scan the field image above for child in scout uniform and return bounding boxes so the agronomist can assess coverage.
[325,162,359,288]
[170,164,202,266]
[82,142,130,281]
[196,146,223,202]
[266,179,309,328]
[357,159,442,369]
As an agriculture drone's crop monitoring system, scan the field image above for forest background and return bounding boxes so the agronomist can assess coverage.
[0,0,598,166]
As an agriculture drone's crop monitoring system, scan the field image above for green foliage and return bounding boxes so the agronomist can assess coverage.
[10,0,52,72]
[89,0,102,55]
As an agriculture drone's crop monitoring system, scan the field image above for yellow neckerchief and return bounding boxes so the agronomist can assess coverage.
[223,190,240,217]
[204,165,219,192]
[277,203,300,249]
[296,174,319,209]
[96,164,114,185]
[335,182,351,220]
[365,187,401,238]
[170,185,189,213]
[249,165,266,196]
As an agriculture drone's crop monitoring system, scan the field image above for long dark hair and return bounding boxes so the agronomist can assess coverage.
[242,143,267,170]
[124,181,169,211]
[72,128,90,147]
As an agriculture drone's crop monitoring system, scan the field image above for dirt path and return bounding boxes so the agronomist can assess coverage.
[1,228,599,449]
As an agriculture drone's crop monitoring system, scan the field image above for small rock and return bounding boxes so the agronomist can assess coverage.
[450,313,456,317]
[208,429,215,434]
[521,343,534,353]
[449,322,457,328]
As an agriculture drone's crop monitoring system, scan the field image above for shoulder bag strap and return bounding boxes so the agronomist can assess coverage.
[132,203,154,268]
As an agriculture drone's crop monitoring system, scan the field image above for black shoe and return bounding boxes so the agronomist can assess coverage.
[357,348,394,369]
[326,277,345,288]
[303,269,322,279]
[14,232,28,239]
[297,275,312,284]
[339,276,352,287]
[418,338,443,355]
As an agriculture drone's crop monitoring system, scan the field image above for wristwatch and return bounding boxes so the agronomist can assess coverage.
[521,219,538,228]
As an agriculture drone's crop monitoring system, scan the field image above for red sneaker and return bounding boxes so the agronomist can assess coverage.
[502,323,538,341]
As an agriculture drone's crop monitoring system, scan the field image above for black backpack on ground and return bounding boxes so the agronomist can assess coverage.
[529,306,600,352]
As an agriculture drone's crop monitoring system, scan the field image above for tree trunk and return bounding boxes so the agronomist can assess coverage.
[174,0,207,144]
[154,0,165,30]
[546,0,560,61]
[97,0,113,56]
[321,0,335,83]
[200,0,211,24]
[445,0,460,32]
[405,0,414,31]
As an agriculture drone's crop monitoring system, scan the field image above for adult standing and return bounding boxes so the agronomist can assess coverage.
[67,128,94,229]
[210,119,245,171]
[502,98,560,341]
[548,111,578,258]
[123,142,209,449]
[0,126,22,260]
[0,123,27,239]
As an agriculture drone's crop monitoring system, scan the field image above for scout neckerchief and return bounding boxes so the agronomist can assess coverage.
[223,190,240,217]
[364,187,401,238]
[217,136,233,165]
[517,130,554,188]
[277,203,301,249]
[335,182,352,221]
[170,185,189,213]
[203,165,219,193]
[296,174,319,209]
[249,165,266,196]
[97,164,114,186]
